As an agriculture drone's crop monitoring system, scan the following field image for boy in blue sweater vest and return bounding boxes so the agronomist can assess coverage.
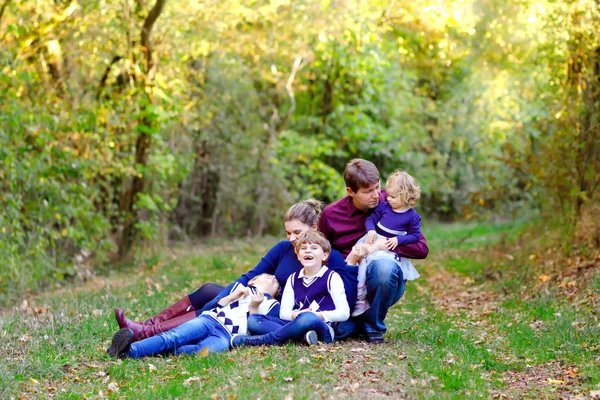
[231,231,350,347]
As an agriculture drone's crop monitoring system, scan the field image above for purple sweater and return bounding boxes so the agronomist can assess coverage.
[365,203,421,246]
[319,192,429,259]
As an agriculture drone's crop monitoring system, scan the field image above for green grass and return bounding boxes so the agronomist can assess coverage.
[1,221,599,398]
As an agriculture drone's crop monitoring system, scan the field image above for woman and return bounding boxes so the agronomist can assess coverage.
[114,199,359,341]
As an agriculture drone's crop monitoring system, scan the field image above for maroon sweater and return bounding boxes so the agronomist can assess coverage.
[318,192,429,259]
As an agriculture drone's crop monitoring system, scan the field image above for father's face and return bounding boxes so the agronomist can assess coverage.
[347,181,381,211]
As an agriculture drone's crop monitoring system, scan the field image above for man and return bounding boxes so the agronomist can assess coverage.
[319,159,429,343]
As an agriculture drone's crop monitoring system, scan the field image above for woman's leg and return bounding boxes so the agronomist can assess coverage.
[188,283,225,310]
[174,324,231,355]
[247,314,287,335]
[125,316,216,358]
[195,282,236,315]
[232,312,333,347]
[115,282,225,333]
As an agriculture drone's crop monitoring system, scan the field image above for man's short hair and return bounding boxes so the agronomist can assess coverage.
[293,231,331,256]
[344,159,380,192]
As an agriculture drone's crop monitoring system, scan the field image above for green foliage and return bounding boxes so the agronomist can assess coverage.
[1,0,599,293]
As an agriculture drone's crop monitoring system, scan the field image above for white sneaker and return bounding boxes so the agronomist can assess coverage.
[352,299,370,317]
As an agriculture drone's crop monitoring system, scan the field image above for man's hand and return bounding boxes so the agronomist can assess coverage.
[386,237,398,251]
[366,230,377,244]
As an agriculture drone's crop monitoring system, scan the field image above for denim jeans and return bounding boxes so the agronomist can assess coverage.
[126,315,231,358]
[246,312,333,345]
[335,258,405,339]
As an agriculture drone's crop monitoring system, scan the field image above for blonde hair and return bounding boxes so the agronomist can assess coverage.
[293,231,331,260]
[386,171,420,208]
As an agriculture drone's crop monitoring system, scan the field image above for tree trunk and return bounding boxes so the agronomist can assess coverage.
[118,0,167,260]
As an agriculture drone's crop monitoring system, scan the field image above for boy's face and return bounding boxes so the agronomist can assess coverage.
[297,242,329,269]
[250,274,279,297]
[347,181,381,211]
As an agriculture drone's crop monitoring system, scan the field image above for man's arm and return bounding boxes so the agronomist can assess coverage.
[392,233,429,259]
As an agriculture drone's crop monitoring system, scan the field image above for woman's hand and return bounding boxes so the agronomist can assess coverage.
[347,244,367,266]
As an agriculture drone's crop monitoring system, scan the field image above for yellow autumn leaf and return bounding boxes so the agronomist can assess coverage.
[538,274,551,282]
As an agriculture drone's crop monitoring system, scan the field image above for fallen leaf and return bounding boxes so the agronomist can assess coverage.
[149,364,157,372]
[198,347,210,357]
[398,352,407,360]
[546,378,564,385]
[538,274,551,283]
[283,377,293,382]
[107,382,119,392]
[350,348,367,352]
[183,376,200,386]
[92,309,103,317]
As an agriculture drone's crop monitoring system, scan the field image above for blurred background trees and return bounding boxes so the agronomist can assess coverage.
[1,0,598,297]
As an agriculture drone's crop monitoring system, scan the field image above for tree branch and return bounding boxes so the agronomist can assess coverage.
[96,55,122,99]
[0,0,10,31]
[279,56,304,128]
[141,0,166,74]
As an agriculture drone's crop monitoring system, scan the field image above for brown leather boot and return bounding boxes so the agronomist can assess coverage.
[134,311,197,341]
[114,295,194,329]
[142,296,194,325]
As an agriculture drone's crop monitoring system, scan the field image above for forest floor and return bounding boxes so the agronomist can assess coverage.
[1,221,599,399]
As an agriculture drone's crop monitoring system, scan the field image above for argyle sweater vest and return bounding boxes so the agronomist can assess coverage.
[204,284,278,335]
[290,268,336,313]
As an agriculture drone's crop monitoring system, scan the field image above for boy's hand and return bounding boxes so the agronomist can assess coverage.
[385,237,398,251]
[291,309,311,320]
[231,286,250,300]
[366,230,377,244]
[249,290,264,308]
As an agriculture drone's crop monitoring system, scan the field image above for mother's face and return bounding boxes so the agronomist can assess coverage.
[284,219,316,245]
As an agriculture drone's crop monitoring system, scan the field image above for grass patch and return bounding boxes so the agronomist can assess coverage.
[1,220,599,398]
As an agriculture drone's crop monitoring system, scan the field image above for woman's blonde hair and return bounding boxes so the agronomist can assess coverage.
[386,171,420,208]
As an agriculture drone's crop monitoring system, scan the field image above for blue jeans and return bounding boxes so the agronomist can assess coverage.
[126,315,231,358]
[336,259,405,339]
[246,313,333,344]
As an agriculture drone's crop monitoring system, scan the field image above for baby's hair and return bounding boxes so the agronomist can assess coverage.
[284,199,323,227]
[386,171,420,208]
[293,231,331,255]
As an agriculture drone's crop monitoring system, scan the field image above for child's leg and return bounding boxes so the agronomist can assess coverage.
[233,312,333,347]
[353,259,371,317]
[174,323,231,355]
[126,315,214,358]
[247,314,287,335]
